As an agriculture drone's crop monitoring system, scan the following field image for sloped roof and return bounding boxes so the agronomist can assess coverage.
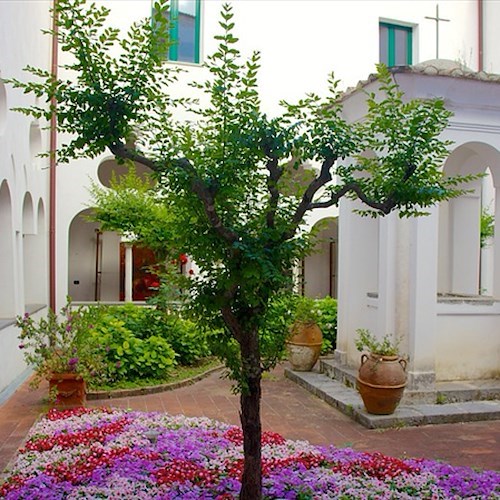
[342,59,500,99]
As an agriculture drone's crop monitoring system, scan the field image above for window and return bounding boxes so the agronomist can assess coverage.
[379,22,412,67]
[165,0,201,64]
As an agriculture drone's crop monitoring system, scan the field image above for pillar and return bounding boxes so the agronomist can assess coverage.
[124,243,133,302]
[406,205,439,391]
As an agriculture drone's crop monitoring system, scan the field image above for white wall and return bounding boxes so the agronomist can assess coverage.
[0,1,52,398]
[1,0,496,396]
[437,302,500,380]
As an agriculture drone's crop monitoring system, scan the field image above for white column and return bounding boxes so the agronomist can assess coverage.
[481,173,495,295]
[493,187,500,298]
[376,212,397,339]
[335,198,352,365]
[450,194,481,295]
[407,206,438,390]
[336,197,379,366]
[124,243,133,302]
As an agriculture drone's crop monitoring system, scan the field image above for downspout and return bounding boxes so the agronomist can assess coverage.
[478,0,484,72]
[49,0,58,311]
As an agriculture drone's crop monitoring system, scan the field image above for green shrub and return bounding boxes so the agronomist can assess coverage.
[86,312,177,383]
[83,303,213,378]
[259,292,299,369]
[315,296,337,354]
[155,313,212,365]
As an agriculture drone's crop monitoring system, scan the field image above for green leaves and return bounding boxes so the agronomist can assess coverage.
[8,0,177,163]
[10,1,476,391]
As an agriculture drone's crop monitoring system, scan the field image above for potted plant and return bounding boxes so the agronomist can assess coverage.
[355,329,407,415]
[16,298,105,408]
[286,296,323,371]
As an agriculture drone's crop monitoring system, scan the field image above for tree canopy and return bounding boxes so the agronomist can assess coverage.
[7,1,476,497]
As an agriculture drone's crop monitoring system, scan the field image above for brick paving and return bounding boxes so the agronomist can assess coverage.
[1,364,499,475]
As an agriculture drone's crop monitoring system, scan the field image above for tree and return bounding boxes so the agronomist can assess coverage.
[8,1,474,497]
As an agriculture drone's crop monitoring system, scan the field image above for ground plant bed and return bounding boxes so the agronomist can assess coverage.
[1,407,499,499]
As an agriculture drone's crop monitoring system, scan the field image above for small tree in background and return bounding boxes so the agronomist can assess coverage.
[8,1,475,497]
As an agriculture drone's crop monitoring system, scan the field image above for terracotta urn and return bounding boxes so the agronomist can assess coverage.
[49,373,87,409]
[286,322,323,371]
[356,353,407,415]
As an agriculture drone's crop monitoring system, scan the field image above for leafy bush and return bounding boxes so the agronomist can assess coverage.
[150,311,212,366]
[260,292,299,369]
[315,296,337,354]
[86,312,177,383]
[82,303,213,385]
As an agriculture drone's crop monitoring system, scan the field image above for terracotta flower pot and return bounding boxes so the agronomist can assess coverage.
[356,353,407,415]
[49,372,87,409]
[286,322,323,371]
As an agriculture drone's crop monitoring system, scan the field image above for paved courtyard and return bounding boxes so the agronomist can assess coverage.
[0,364,499,475]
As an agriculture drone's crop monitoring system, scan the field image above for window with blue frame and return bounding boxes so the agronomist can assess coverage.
[157,0,201,64]
[379,22,413,67]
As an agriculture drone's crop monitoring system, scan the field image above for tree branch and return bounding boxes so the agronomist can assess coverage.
[278,157,335,242]
[291,157,335,226]
[108,143,239,244]
[265,157,284,229]
[108,142,159,171]
[174,158,240,244]
[308,182,398,213]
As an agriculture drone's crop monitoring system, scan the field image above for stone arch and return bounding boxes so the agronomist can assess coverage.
[0,77,6,135]
[22,192,35,235]
[29,121,42,167]
[0,181,15,317]
[302,217,339,298]
[438,141,500,297]
[68,208,121,301]
[97,156,153,188]
[23,198,47,306]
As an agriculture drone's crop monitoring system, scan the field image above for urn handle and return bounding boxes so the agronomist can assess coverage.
[360,354,368,365]
[399,358,407,371]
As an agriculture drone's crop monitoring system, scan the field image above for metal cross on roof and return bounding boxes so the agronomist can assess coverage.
[425,4,450,59]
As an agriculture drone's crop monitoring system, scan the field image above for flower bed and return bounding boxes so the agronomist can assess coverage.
[1,408,499,499]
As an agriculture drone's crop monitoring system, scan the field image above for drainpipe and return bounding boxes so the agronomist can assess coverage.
[478,0,483,72]
[49,0,58,311]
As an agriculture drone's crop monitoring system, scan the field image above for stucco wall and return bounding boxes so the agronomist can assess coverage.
[436,301,500,380]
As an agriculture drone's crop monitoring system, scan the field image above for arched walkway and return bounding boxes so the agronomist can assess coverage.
[0,181,15,318]
[302,217,339,298]
[438,142,500,297]
[23,198,47,306]
[68,209,122,301]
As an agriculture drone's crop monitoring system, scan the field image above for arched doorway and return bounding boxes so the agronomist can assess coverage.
[0,181,15,317]
[68,209,161,302]
[438,142,500,297]
[23,195,47,306]
[302,217,338,298]
[68,209,121,301]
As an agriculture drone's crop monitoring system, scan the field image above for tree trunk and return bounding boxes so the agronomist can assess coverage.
[238,329,263,500]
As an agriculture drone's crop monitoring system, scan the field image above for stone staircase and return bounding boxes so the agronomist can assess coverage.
[285,357,500,429]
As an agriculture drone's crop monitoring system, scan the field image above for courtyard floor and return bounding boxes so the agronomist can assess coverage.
[0,364,499,475]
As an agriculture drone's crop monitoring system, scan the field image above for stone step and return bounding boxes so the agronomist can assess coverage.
[319,358,500,405]
[285,367,500,429]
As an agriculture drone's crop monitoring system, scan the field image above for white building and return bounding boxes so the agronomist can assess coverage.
[1,0,499,401]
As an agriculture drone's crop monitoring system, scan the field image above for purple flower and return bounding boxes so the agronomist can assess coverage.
[68,357,79,369]
[23,312,30,319]
[115,361,122,369]
[18,343,25,350]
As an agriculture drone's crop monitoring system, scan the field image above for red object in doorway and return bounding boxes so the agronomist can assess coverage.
[119,245,160,301]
